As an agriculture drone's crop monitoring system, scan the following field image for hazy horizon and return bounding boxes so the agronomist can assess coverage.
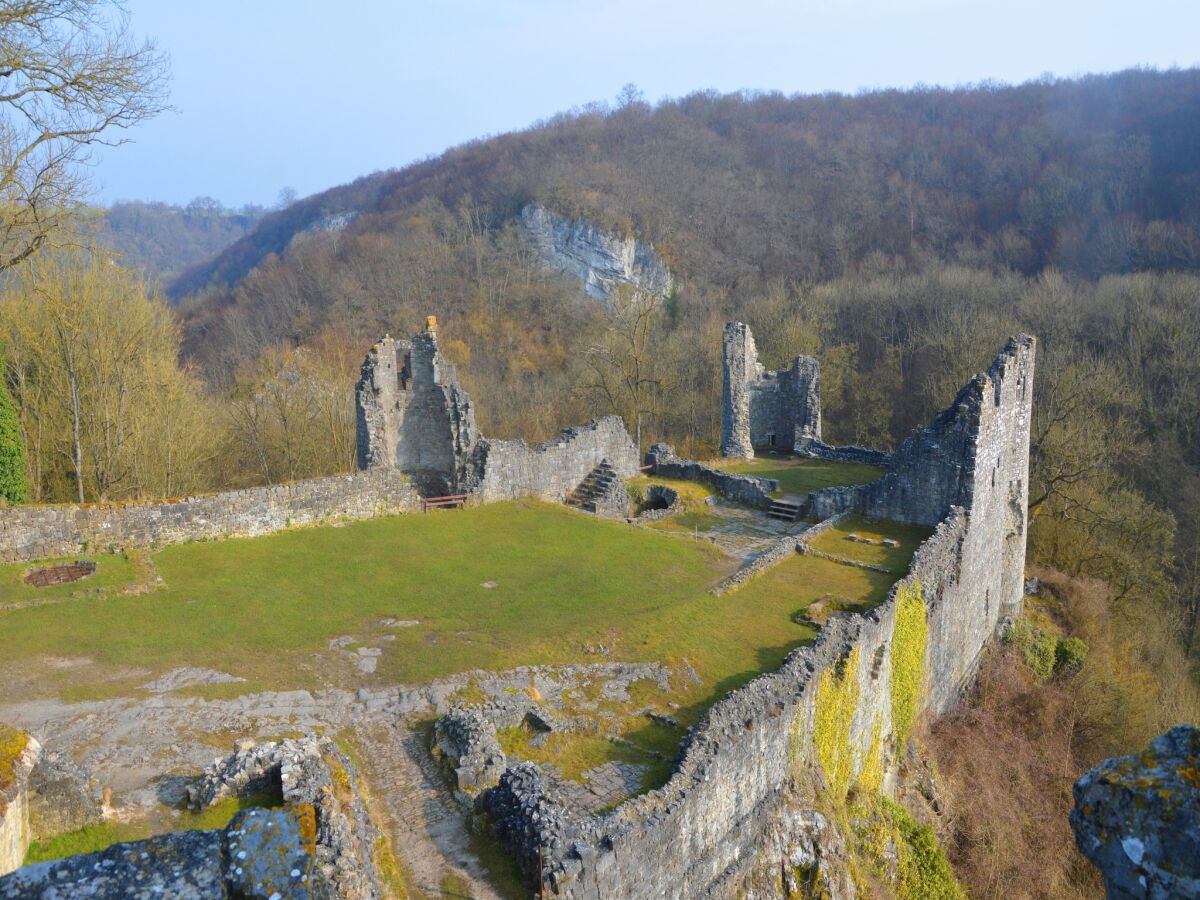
[94,0,1200,209]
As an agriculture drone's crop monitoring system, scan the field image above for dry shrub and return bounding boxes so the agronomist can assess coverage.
[926,567,1200,900]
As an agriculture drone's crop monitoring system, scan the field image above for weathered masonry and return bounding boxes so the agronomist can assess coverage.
[721,322,822,458]
[721,321,891,467]
[471,334,1036,898]
[355,318,640,502]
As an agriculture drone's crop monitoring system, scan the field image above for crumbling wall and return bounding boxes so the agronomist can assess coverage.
[0,735,38,877]
[475,419,639,504]
[0,467,418,564]
[646,443,777,508]
[721,322,822,458]
[478,338,1035,897]
[357,323,640,506]
[0,736,381,899]
[356,322,483,496]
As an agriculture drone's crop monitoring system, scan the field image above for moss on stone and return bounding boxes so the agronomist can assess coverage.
[812,648,862,801]
[891,582,928,748]
[0,723,28,794]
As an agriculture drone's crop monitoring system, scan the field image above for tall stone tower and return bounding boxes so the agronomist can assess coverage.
[720,322,822,458]
[720,323,758,458]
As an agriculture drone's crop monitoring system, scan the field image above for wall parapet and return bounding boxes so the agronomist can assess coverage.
[0,468,419,564]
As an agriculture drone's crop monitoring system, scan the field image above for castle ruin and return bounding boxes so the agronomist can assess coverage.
[721,322,822,458]
[355,317,640,504]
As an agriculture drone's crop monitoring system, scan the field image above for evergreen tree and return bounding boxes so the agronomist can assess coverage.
[0,362,27,504]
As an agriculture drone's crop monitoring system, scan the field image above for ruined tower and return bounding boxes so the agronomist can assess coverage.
[720,322,822,458]
[355,318,483,496]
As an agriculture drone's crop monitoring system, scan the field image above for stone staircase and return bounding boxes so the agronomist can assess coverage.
[766,497,803,522]
[566,461,618,513]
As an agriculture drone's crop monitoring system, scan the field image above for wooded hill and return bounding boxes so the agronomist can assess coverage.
[174,66,1200,307]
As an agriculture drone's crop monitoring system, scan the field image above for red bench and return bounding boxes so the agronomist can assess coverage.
[421,493,467,512]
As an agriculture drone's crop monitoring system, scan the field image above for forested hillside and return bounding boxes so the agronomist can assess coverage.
[96,199,265,286]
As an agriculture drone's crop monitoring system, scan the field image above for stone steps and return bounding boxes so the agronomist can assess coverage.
[566,461,618,511]
[766,499,802,522]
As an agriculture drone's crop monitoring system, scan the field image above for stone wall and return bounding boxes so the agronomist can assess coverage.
[519,205,674,304]
[0,467,418,564]
[645,444,777,508]
[721,322,822,458]
[797,439,893,468]
[476,419,640,504]
[476,337,1035,897]
[357,323,641,508]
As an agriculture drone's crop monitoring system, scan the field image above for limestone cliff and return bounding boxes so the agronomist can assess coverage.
[519,205,674,303]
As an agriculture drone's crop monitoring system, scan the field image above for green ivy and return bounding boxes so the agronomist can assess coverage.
[891,581,927,747]
[884,798,967,900]
[812,647,861,801]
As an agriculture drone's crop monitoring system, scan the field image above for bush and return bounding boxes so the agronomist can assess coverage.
[0,366,26,504]
[1054,636,1088,675]
[1004,617,1058,683]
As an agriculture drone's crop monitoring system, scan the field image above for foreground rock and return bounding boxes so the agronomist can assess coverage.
[0,735,381,899]
[1071,724,1200,899]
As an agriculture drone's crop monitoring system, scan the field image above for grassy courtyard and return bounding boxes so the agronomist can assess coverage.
[0,501,906,715]
[716,453,883,497]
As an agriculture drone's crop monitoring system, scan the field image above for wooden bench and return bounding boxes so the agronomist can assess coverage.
[421,493,467,512]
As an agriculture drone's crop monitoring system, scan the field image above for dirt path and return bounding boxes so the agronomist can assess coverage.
[355,719,507,899]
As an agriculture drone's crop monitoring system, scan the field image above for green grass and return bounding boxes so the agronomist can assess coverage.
[0,552,140,606]
[644,509,727,533]
[716,454,883,498]
[24,821,154,864]
[805,515,933,574]
[626,474,715,507]
[1,501,908,757]
[21,790,282,865]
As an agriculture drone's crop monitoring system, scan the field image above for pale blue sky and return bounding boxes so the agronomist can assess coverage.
[94,0,1200,207]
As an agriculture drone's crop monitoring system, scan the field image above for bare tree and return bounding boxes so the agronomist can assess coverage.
[0,0,169,271]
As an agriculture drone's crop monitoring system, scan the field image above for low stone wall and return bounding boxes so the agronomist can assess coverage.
[2,735,381,899]
[710,533,805,596]
[476,418,640,504]
[796,438,892,468]
[645,444,776,508]
[0,467,418,564]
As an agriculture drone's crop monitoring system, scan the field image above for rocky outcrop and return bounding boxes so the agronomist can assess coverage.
[0,735,381,899]
[1,808,318,899]
[519,205,673,304]
[26,749,101,840]
[1071,724,1200,899]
